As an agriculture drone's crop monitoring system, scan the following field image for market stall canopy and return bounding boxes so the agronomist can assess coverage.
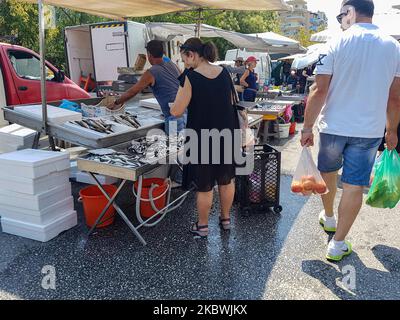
[278,53,303,61]
[146,23,306,54]
[248,32,307,54]
[21,0,290,19]
[290,44,326,70]
[311,13,400,42]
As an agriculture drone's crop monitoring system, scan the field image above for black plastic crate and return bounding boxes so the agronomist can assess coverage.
[235,144,282,214]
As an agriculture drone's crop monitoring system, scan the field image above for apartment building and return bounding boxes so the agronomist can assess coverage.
[279,0,327,36]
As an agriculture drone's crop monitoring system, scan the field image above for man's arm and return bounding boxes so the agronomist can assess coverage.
[385,77,400,150]
[300,74,332,147]
[113,71,155,107]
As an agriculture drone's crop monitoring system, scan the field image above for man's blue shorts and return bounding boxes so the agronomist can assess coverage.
[318,133,381,187]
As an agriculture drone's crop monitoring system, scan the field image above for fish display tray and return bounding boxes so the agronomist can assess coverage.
[62,118,134,139]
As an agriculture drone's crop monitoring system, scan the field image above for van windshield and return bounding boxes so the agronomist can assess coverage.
[8,50,55,81]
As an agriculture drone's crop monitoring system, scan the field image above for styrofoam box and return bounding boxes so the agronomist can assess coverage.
[139,98,161,110]
[0,149,70,179]
[0,196,74,224]
[1,211,77,242]
[0,143,24,154]
[76,171,118,185]
[0,124,36,145]
[0,169,70,195]
[14,105,82,124]
[0,183,72,211]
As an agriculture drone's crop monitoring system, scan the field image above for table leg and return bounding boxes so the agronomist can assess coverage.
[87,175,126,236]
[88,173,147,245]
[32,132,41,149]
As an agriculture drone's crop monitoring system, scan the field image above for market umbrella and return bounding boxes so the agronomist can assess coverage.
[290,44,326,70]
[16,0,290,134]
[146,23,306,53]
[248,32,306,54]
[21,0,290,19]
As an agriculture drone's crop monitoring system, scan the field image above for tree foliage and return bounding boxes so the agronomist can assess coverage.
[0,0,280,68]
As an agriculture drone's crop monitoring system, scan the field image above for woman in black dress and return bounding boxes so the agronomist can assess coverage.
[171,38,240,238]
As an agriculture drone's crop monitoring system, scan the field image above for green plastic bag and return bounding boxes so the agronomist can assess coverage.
[366,149,400,209]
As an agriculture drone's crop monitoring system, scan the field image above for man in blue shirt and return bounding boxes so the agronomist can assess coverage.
[113,40,186,134]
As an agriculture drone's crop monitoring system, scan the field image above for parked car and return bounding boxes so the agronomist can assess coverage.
[0,42,90,125]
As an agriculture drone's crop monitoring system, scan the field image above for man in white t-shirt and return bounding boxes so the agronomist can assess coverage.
[301,0,400,261]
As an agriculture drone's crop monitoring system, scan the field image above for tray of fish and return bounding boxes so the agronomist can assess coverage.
[127,134,185,165]
[83,152,146,169]
[62,117,134,138]
[110,113,141,129]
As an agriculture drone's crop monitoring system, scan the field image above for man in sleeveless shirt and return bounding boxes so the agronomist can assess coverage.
[113,40,186,134]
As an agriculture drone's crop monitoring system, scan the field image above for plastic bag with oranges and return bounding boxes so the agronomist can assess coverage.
[291,147,328,196]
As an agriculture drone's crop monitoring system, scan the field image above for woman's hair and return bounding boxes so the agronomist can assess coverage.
[180,38,218,63]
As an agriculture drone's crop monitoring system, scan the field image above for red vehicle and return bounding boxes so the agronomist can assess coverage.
[0,42,90,107]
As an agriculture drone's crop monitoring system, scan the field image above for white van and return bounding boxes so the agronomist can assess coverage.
[64,21,186,86]
[224,49,272,86]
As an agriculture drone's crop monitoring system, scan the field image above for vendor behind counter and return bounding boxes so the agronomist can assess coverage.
[110,40,186,134]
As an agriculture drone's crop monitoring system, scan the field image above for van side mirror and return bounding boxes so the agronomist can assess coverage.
[55,70,65,82]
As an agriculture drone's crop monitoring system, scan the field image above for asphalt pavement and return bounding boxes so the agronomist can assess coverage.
[0,129,399,300]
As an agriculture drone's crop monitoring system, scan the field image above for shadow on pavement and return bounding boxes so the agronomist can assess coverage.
[302,245,400,300]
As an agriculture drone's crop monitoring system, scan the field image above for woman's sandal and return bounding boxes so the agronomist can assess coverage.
[219,217,231,231]
[190,222,209,238]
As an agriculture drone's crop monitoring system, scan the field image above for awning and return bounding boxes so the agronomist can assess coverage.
[311,13,400,42]
[290,44,326,70]
[21,0,290,19]
[15,0,290,133]
[146,23,306,54]
[278,53,303,61]
[248,32,307,54]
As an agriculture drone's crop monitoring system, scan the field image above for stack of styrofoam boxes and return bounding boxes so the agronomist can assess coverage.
[0,124,37,154]
[0,149,77,242]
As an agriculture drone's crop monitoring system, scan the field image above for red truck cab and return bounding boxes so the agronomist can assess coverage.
[0,42,90,106]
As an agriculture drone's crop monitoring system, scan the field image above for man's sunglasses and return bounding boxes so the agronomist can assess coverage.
[336,10,349,24]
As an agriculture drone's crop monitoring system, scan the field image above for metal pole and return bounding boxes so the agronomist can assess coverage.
[38,0,47,134]
[196,8,202,38]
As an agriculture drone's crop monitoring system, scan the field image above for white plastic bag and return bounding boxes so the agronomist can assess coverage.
[291,147,328,196]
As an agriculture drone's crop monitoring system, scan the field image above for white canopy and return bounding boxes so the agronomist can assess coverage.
[21,0,289,19]
[290,44,326,70]
[146,23,306,54]
[248,32,306,53]
[311,13,400,42]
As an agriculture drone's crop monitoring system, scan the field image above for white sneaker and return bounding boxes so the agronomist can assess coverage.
[319,210,337,233]
[326,239,353,262]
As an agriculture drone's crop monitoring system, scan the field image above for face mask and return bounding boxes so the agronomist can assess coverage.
[341,6,356,31]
